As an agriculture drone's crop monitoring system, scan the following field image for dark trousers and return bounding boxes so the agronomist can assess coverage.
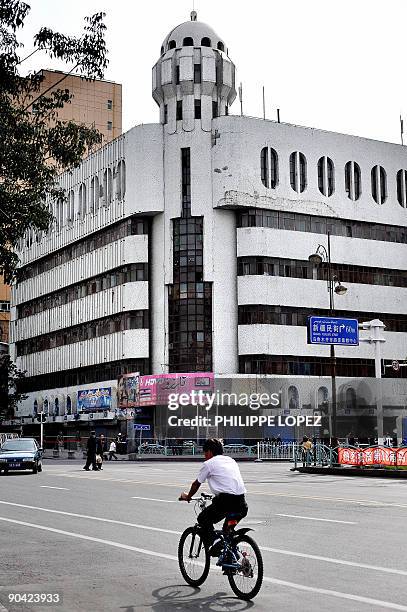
[108,451,118,460]
[84,453,97,470]
[197,493,248,545]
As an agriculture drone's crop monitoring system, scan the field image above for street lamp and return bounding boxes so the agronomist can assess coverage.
[308,232,347,441]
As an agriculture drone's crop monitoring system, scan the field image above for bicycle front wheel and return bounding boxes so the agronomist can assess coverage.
[228,534,263,600]
[178,526,210,587]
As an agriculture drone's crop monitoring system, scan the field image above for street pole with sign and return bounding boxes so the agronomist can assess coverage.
[309,232,348,441]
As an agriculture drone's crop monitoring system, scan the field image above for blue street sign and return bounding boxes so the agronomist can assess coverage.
[134,423,151,431]
[308,316,359,346]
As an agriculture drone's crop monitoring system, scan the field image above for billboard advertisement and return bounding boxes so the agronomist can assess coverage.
[77,388,112,411]
[117,372,214,408]
[138,372,214,406]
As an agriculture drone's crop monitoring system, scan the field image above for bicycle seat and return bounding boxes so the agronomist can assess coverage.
[225,512,244,527]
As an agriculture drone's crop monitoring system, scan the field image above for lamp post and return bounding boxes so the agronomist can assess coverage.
[309,231,347,441]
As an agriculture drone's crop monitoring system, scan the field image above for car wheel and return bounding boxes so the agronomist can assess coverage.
[38,463,42,473]
[32,463,38,474]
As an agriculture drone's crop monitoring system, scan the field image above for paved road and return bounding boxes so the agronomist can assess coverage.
[0,460,406,611]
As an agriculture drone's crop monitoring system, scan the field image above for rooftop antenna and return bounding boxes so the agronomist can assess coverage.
[239,82,243,116]
[262,86,266,120]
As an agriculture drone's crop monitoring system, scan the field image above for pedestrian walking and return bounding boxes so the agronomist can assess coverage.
[83,431,97,471]
[96,434,106,470]
[108,439,118,461]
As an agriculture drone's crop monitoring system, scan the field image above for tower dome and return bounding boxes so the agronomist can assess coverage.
[161,16,226,55]
[152,12,236,134]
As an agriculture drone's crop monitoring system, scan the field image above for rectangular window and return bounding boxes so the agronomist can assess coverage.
[194,100,201,119]
[212,101,218,118]
[107,99,112,110]
[107,121,113,131]
[176,65,180,85]
[164,104,168,125]
[176,100,183,121]
[194,64,201,84]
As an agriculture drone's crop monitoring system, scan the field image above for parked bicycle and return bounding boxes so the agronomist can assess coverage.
[177,492,263,600]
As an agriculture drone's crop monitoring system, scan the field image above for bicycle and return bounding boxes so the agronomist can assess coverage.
[177,492,263,600]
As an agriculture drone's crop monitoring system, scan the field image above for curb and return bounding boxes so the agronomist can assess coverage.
[295,466,407,478]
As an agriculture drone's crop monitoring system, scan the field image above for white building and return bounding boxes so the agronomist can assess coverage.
[10,12,407,443]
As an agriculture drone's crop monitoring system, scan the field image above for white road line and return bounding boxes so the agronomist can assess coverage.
[131,496,177,503]
[261,546,407,577]
[47,473,407,508]
[0,516,405,611]
[0,603,8,612]
[0,500,406,578]
[40,486,70,491]
[0,501,180,535]
[276,513,357,525]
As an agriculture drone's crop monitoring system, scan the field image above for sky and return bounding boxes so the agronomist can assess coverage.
[18,0,407,145]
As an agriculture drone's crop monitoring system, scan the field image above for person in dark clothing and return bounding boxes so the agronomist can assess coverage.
[96,434,106,470]
[83,431,97,471]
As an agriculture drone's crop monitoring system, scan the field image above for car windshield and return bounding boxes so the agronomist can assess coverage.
[1,440,37,452]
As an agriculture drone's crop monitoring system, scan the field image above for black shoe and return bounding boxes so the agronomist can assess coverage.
[83,467,90,471]
[209,538,223,557]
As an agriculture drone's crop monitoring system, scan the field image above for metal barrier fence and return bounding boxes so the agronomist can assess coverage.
[256,442,299,461]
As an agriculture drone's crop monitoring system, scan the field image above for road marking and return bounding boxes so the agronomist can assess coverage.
[131,496,177,503]
[0,500,405,578]
[0,603,8,612]
[275,513,357,525]
[0,516,405,611]
[40,486,70,491]
[260,546,407,577]
[47,473,407,508]
[0,501,180,535]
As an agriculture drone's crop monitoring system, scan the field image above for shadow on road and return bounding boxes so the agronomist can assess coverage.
[120,585,255,611]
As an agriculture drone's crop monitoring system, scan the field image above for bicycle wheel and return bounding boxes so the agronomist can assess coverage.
[227,534,263,600]
[178,526,210,587]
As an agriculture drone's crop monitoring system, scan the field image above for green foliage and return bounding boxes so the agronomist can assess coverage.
[0,353,27,421]
[0,1,108,280]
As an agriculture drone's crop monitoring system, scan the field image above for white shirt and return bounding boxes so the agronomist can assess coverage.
[109,442,116,452]
[197,455,246,496]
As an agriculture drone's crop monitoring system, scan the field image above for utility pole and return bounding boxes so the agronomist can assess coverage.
[359,319,386,445]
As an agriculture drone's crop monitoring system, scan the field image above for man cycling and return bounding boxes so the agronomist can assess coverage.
[179,439,248,554]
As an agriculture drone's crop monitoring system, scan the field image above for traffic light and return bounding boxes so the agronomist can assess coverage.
[36,413,47,423]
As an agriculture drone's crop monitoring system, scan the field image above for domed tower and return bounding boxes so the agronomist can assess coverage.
[152,11,236,133]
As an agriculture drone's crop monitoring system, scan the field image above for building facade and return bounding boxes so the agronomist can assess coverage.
[36,69,122,145]
[9,13,407,443]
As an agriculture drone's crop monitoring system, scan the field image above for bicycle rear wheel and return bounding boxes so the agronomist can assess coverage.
[178,526,210,587]
[227,534,263,600]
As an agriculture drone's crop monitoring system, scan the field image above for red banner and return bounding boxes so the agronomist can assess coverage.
[339,447,407,467]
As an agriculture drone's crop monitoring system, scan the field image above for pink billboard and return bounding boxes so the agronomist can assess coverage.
[138,372,214,406]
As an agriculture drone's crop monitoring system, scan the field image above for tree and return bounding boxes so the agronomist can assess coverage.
[0,354,27,421]
[0,0,108,280]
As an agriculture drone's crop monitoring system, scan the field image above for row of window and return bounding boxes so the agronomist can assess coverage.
[18,359,149,394]
[238,305,407,333]
[162,38,225,54]
[236,208,407,244]
[17,264,148,319]
[166,99,220,124]
[16,310,149,356]
[237,257,407,288]
[239,355,382,378]
[53,161,126,232]
[260,147,407,207]
[18,217,148,282]
[0,302,10,312]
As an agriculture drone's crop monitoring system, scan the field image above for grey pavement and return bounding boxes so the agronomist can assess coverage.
[0,461,406,611]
